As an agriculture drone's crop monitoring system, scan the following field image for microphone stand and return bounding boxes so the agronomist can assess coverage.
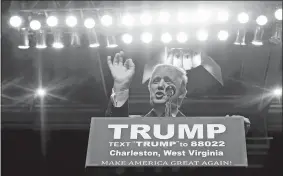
[164,85,176,117]
[165,99,172,117]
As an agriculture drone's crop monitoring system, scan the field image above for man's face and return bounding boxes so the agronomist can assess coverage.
[149,66,184,105]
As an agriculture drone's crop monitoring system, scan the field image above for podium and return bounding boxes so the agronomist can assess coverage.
[85,116,248,175]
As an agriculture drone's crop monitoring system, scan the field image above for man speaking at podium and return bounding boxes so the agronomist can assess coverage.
[106,51,188,118]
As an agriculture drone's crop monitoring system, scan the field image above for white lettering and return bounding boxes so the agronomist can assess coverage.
[130,124,151,139]
[108,124,129,139]
[207,124,226,139]
[153,124,174,139]
[178,124,204,139]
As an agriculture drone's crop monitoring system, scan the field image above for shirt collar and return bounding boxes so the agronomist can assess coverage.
[145,109,185,117]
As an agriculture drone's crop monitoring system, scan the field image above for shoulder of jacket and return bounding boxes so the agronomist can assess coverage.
[129,115,143,118]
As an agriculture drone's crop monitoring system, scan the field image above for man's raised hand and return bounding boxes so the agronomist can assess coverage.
[107,51,135,92]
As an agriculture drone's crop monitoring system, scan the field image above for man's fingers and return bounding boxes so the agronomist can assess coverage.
[118,51,123,66]
[113,53,120,65]
[124,59,135,71]
[107,56,113,70]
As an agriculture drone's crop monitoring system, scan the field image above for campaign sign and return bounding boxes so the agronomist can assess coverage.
[86,117,248,167]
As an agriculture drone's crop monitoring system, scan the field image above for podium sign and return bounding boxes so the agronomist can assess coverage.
[86,117,248,167]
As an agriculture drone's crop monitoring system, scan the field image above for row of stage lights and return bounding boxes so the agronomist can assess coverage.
[10,8,282,49]
[16,28,277,50]
[10,9,282,29]
[16,23,283,49]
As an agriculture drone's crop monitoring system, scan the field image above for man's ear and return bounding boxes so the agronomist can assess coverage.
[179,91,187,99]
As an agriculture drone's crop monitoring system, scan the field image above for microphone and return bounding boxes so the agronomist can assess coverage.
[165,85,176,97]
[165,85,176,117]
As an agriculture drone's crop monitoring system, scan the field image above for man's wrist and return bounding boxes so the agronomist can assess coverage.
[113,82,130,93]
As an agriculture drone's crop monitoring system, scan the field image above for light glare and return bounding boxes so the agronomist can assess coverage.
[30,20,41,30]
[256,15,268,26]
[161,33,172,43]
[141,32,152,43]
[238,12,249,24]
[217,11,229,22]
[66,16,77,27]
[159,11,170,23]
[140,13,152,25]
[198,9,211,22]
[36,88,46,97]
[273,88,282,96]
[53,42,64,49]
[84,18,95,28]
[122,33,133,44]
[101,15,113,26]
[46,16,58,27]
[176,32,188,43]
[196,30,208,41]
[275,9,282,20]
[218,30,229,41]
[177,12,187,23]
[9,16,22,27]
[122,14,134,26]
[89,43,100,48]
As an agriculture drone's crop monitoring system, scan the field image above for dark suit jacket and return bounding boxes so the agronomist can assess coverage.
[105,99,186,117]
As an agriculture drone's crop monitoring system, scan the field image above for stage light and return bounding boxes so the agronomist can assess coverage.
[66,16,77,27]
[89,43,100,48]
[53,42,64,48]
[234,28,246,45]
[121,14,134,26]
[161,32,172,43]
[46,16,58,27]
[252,26,264,46]
[106,36,118,48]
[275,9,282,20]
[140,13,152,25]
[35,30,47,49]
[217,11,229,22]
[84,18,95,29]
[177,12,187,23]
[269,23,282,44]
[238,12,249,24]
[176,32,188,43]
[183,57,193,70]
[35,88,46,97]
[256,15,268,26]
[70,31,81,47]
[158,11,170,23]
[198,9,211,22]
[18,28,30,49]
[141,32,152,43]
[272,87,282,97]
[52,30,64,49]
[218,30,229,41]
[101,15,112,26]
[196,29,208,41]
[122,33,133,44]
[87,29,99,48]
[192,54,202,68]
[30,20,41,30]
[9,15,22,28]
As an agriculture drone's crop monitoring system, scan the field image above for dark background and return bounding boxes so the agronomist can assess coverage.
[1,1,282,176]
